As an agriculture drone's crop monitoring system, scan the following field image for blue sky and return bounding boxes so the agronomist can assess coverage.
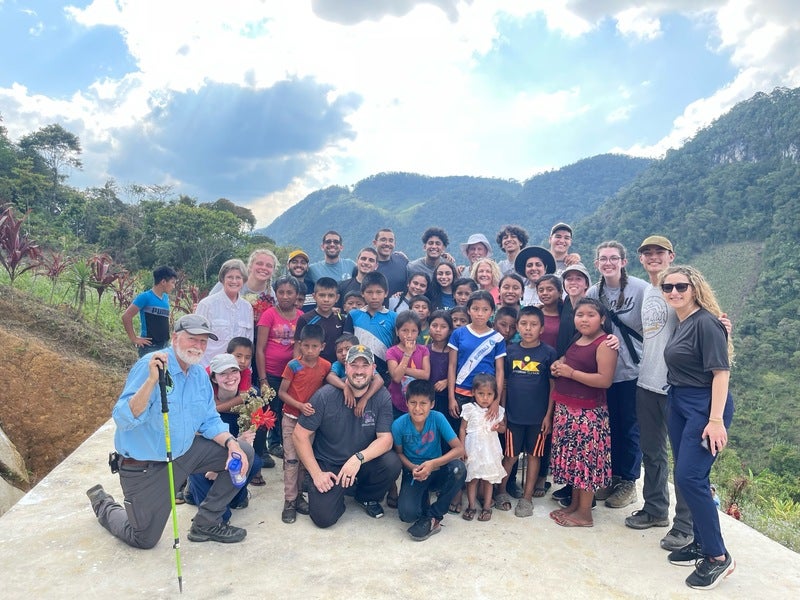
[1,0,798,226]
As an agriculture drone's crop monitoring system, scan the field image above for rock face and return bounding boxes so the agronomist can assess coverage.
[0,425,28,515]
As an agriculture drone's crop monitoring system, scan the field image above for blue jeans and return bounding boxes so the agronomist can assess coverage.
[187,453,262,523]
[398,459,467,522]
[668,386,734,558]
[607,379,642,481]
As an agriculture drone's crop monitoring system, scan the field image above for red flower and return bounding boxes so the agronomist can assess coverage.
[251,407,277,430]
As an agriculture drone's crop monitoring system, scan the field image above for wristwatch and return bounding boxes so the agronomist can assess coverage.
[355,451,365,464]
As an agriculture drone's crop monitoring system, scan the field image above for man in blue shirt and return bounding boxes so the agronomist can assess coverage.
[86,314,254,548]
[308,230,357,283]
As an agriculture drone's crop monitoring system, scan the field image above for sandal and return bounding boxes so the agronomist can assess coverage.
[448,501,462,515]
[462,507,477,521]
[250,473,266,487]
[478,508,493,522]
[386,494,398,509]
[533,486,547,498]
[494,492,513,511]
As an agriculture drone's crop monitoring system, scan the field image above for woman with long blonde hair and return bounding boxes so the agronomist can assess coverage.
[659,265,735,590]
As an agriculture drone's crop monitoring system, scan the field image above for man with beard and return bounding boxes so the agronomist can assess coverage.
[86,314,255,547]
[286,249,316,312]
[293,345,401,528]
[373,228,408,297]
[308,230,356,283]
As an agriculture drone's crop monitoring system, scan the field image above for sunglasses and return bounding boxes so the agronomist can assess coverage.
[661,282,692,293]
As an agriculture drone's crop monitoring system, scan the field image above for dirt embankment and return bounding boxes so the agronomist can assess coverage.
[0,286,137,486]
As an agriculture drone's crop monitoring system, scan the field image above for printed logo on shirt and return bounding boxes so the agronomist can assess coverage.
[362,411,375,427]
[512,356,541,374]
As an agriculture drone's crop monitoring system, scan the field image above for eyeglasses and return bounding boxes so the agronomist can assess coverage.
[323,239,341,245]
[661,282,692,293]
[596,256,622,264]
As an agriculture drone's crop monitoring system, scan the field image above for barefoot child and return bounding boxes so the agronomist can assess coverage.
[392,380,466,540]
[501,306,557,517]
[549,298,617,527]
[459,374,506,522]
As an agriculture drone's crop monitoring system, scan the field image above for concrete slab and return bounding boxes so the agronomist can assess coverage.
[1,419,798,599]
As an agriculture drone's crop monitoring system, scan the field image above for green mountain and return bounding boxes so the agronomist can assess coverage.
[573,87,800,471]
[261,154,652,257]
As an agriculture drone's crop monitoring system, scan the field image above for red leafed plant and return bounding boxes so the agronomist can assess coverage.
[87,253,121,323]
[171,270,203,319]
[110,270,138,310]
[0,204,43,287]
[39,250,74,304]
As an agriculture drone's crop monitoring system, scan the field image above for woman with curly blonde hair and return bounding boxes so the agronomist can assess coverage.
[659,265,735,590]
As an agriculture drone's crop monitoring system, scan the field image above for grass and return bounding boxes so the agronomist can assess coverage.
[0,269,132,348]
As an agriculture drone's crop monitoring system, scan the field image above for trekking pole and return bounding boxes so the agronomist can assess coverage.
[159,365,184,593]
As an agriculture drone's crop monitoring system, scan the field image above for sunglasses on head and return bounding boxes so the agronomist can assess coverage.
[661,282,692,293]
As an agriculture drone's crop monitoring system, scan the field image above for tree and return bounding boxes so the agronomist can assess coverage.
[205,197,257,231]
[18,123,82,213]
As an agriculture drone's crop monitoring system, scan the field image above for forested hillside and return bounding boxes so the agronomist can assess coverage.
[262,154,652,255]
[573,87,800,477]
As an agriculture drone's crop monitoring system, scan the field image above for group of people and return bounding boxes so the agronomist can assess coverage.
[90,222,736,590]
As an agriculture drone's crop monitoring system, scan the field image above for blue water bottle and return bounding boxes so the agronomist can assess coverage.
[228,452,247,488]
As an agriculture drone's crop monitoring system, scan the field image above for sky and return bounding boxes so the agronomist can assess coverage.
[1,1,799,227]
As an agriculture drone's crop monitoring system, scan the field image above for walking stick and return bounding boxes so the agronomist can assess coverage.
[159,365,184,593]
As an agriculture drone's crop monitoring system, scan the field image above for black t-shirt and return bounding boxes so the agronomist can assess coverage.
[664,308,729,387]
[504,342,557,425]
[298,384,393,466]
[294,310,345,365]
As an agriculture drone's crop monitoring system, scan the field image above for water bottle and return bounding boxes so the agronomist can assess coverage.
[228,452,247,488]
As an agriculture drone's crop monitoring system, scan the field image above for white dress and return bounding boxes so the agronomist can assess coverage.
[461,403,506,484]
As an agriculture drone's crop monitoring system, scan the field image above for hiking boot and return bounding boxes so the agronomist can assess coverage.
[594,476,620,501]
[295,494,310,515]
[260,452,276,469]
[625,509,670,530]
[668,540,703,566]
[661,528,693,551]
[281,500,297,524]
[686,553,735,590]
[515,498,534,518]
[358,500,385,519]
[407,516,441,541]
[187,521,246,543]
[552,484,572,501]
[268,444,284,459]
[605,479,637,508]
[86,484,113,515]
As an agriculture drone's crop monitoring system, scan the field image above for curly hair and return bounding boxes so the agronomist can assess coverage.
[495,225,529,248]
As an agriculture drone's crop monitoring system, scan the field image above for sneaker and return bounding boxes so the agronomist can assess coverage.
[661,528,694,551]
[668,540,704,566]
[86,484,113,515]
[515,498,534,518]
[187,521,247,543]
[605,479,637,508]
[260,452,276,469]
[281,500,297,524]
[358,500,385,519]
[559,496,597,509]
[268,444,284,459]
[407,516,442,541]
[295,494,310,516]
[231,491,249,510]
[506,480,523,499]
[686,553,735,590]
[552,484,572,501]
[625,509,670,530]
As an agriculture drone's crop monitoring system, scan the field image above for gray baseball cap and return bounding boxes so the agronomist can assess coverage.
[174,314,219,340]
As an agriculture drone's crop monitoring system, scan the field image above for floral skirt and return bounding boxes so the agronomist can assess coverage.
[550,401,612,492]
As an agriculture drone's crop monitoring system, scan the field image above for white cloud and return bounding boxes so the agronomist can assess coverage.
[614,6,662,40]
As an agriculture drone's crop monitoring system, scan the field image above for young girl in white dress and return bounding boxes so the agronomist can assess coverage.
[459,373,506,522]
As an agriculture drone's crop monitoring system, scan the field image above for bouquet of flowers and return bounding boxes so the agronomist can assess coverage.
[232,387,277,433]
[244,291,274,322]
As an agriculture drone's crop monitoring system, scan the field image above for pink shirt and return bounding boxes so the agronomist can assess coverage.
[257,307,302,376]
[386,344,430,412]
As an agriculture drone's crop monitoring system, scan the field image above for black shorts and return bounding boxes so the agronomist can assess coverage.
[505,422,546,457]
